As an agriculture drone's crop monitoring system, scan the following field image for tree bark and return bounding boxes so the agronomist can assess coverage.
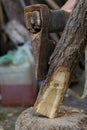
[34,0,87,118]
[15,106,87,130]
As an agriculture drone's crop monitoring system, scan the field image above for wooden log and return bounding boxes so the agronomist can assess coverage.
[34,0,87,118]
[15,106,87,130]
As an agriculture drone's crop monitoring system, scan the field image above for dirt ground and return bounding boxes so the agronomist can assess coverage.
[0,105,27,130]
[0,71,87,130]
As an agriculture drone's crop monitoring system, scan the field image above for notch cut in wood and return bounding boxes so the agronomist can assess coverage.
[34,67,70,118]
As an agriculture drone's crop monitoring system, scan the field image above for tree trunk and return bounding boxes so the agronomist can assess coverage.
[15,106,87,130]
[34,0,87,118]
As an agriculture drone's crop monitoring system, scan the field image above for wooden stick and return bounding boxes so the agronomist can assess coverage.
[44,0,60,9]
[34,0,87,118]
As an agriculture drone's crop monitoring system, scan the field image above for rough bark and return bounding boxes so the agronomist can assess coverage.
[34,0,87,118]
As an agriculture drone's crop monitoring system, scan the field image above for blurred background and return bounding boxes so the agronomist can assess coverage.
[0,0,87,130]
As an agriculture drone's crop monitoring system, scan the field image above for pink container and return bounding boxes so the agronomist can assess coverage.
[0,59,36,106]
[1,84,36,106]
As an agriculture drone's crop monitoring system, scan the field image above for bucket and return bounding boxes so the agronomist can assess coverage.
[0,62,36,106]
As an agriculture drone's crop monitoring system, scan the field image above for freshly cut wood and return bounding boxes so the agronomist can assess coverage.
[34,0,87,118]
[35,67,70,118]
[15,106,87,130]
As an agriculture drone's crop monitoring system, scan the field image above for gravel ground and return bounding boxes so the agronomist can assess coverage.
[0,105,27,130]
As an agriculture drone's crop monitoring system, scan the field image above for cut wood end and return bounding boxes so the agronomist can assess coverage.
[34,67,70,118]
